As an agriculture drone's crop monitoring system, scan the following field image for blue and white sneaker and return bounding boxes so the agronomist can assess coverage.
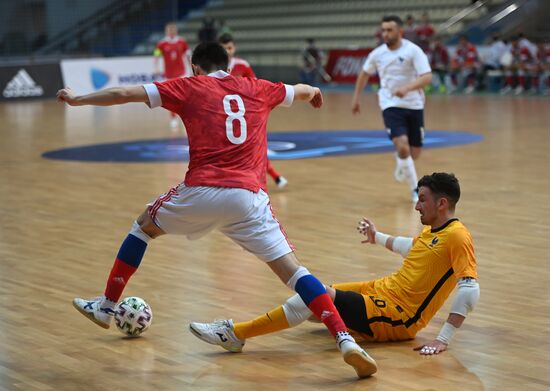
[189,319,245,353]
[72,296,115,329]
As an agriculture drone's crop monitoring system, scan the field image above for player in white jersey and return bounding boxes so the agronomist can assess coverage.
[351,15,432,203]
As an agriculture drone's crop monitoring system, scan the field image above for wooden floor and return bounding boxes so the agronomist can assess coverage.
[1,92,549,390]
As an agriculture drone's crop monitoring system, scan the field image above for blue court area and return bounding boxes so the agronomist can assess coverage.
[42,130,483,162]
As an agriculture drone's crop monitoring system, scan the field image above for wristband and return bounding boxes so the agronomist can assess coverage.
[435,322,457,345]
[374,232,390,246]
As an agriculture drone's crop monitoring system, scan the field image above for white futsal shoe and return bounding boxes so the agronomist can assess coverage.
[514,85,524,95]
[72,296,115,329]
[336,332,378,378]
[189,319,245,353]
[464,85,475,94]
[394,166,406,183]
[500,85,512,95]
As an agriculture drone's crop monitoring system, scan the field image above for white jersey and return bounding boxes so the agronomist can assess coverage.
[362,39,431,111]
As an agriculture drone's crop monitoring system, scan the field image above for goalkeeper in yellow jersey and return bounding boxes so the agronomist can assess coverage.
[190,172,480,357]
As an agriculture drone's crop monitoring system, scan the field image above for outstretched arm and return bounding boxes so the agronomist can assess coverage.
[357,218,414,257]
[414,278,480,355]
[292,84,323,108]
[56,86,149,107]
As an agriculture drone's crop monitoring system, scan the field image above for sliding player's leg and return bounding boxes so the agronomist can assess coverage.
[192,189,377,377]
[73,208,163,328]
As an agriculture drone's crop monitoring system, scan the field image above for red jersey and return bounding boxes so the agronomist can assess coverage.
[511,44,534,64]
[427,44,449,68]
[538,44,550,64]
[415,24,435,42]
[229,57,256,78]
[454,43,478,65]
[151,72,289,192]
[155,36,189,78]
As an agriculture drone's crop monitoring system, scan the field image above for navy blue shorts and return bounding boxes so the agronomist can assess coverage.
[382,107,425,147]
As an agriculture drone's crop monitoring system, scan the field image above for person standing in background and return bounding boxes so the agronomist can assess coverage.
[351,16,432,203]
[403,15,418,44]
[415,13,435,52]
[427,37,450,93]
[154,22,190,129]
[300,38,324,86]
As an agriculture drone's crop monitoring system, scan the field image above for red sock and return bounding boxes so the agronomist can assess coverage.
[104,258,137,302]
[518,76,525,87]
[506,76,513,86]
[308,294,347,337]
[266,160,281,180]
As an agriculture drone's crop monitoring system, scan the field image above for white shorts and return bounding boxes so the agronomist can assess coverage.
[147,184,294,262]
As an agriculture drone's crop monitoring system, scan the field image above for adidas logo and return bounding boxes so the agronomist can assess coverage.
[3,69,44,98]
[321,310,333,320]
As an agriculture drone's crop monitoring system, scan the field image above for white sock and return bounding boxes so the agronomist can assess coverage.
[336,331,359,352]
[281,294,313,327]
[101,296,117,310]
[397,156,418,191]
[130,221,152,244]
[394,153,401,167]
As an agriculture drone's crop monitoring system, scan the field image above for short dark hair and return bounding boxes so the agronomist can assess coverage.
[191,42,229,73]
[218,33,234,45]
[417,172,461,209]
[382,15,403,27]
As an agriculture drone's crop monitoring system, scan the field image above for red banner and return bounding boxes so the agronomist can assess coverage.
[325,48,378,84]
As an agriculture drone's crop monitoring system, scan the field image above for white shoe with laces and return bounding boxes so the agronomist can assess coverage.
[189,319,245,353]
[72,296,115,329]
[500,85,512,95]
[336,332,378,378]
[464,85,475,94]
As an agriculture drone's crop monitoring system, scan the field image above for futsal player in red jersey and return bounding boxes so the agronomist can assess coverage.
[450,35,479,94]
[57,42,377,379]
[218,33,288,189]
[154,22,190,129]
[415,13,435,52]
[501,35,537,95]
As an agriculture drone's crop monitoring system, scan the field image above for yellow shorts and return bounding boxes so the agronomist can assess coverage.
[332,281,419,342]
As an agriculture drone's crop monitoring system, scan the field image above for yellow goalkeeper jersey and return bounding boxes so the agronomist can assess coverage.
[371,218,477,330]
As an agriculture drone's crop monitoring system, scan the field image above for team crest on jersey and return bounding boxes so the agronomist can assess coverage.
[42,130,483,162]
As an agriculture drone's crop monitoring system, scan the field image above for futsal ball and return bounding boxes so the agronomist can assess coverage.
[115,297,153,337]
